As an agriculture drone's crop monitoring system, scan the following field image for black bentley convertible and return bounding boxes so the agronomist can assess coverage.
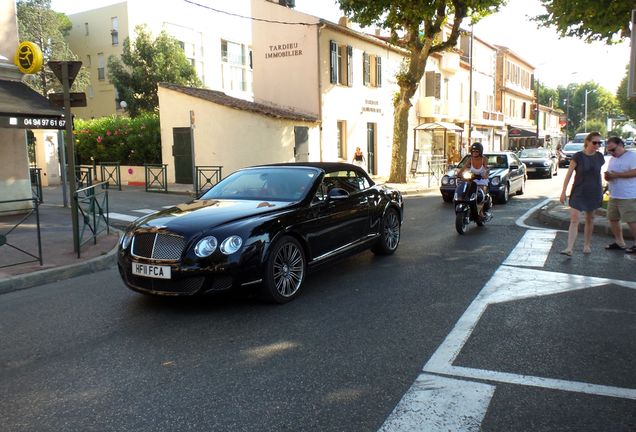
[118,162,403,303]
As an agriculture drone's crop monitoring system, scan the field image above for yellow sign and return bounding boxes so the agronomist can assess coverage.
[14,42,44,74]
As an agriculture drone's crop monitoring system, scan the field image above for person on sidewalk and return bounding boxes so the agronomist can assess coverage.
[352,147,366,170]
[603,136,636,254]
[559,131,605,256]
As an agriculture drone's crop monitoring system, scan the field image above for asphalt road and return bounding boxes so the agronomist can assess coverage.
[1,172,634,431]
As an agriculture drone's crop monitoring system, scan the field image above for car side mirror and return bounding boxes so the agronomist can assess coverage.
[327,188,349,200]
[510,164,519,170]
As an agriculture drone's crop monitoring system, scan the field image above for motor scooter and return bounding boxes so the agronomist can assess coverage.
[453,171,492,234]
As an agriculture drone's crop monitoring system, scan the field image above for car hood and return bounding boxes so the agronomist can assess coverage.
[132,199,295,232]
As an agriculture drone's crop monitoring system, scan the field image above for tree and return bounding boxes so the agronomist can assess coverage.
[108,25,203,117]
[617,67,636,121]
[533,0,633,43]
[17,0,89,94]
[339,0,504,182]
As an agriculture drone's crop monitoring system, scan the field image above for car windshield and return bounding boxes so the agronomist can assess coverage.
[458,154,508,169]
[563,143,584,152]
[520,149,550,158]
[200,167,318,202]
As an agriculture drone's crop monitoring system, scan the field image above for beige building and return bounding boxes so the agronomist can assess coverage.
[495,46,537,150]
[158,83,319,184]
[66,0,254,119]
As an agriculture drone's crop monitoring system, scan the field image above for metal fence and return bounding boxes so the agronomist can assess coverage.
[145,164,168,193]
[100,162,122,190]
[73,181,110,258]
[0,198,42,268]
[195,165,223,195]
[29,167,43,203]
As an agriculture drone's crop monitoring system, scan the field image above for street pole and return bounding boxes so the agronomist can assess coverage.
[467,24,474,150]
[535,77,540,145]
[62,62,79,254]
[584,88,596,134]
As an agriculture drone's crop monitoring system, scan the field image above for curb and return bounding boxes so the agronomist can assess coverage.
[0,233,120,296]
[535,200,631,238]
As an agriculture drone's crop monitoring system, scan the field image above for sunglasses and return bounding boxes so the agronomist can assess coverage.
[471,150,480,153]
[591,141,601,145]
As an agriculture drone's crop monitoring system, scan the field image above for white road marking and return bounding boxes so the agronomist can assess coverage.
[107,212,139,222]
[378,374,495,432]
[515,197,566,232]
[132,209,156,214]
[502,229,557,267]
[423,265,636,400]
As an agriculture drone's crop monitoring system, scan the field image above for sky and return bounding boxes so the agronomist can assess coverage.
[51,0,632,93]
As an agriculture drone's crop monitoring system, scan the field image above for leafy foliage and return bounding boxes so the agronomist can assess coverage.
[338,0,505,182]
[74,113,162,165]
[533,0,632,43]
[108,25,202,117]
[617,67,636,122]
[17,0,89,94]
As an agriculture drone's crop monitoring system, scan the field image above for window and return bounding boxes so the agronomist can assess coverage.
[425,71,441,98]
[84,22,89,36]
[363,53,382,87]
[363,52,370,85]
[97,53,105,80]
[86,54,91,67]
[111,17,119,45]
[221,39,251,92]
[337,121,347,159]
[330,41,352,86]
[329,40,337,84]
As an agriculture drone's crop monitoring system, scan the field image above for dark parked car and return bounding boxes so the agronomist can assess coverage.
[560,142,584,167]
[519,148,558,178]
[440,152,526,204]
[118,162,404,303]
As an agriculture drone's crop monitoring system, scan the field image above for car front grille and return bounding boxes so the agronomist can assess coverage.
[131,232,186,261]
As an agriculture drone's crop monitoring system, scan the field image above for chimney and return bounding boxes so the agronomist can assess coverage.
[338,16,352,28]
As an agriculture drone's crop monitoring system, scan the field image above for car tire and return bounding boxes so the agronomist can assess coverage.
[372,207,401,255]
[261,236,306,304]
[497,184,510,204]
[516,177,526,195]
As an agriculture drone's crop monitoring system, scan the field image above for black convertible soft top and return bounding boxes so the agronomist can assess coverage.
[257,162,375,185]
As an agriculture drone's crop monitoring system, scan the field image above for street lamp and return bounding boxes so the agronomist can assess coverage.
[584,88,596,133]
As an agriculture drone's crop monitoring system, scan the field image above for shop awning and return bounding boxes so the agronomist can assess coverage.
[507,125,537,138]
[0,79,66,129]
[414,121,464,132]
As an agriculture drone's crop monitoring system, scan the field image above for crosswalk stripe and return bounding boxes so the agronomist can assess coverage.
[107,212,139,222]
[503,229,557,267]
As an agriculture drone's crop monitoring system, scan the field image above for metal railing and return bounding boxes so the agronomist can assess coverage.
[427,156,448,188]
[195,165,223,195]
[30,167,43,203]
[100,162,122,190]
[75,165,95,188]
[0,198,42,268]
[73,181,110,258]
[145,164,168,193]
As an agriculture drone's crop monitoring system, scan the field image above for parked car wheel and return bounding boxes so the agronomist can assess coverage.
[516,177,526,195]
[261,236,306,304]
[372,208,401,255]
[497,184,510,204]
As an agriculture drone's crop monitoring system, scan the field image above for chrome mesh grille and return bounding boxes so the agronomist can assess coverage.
[132,232,186,260]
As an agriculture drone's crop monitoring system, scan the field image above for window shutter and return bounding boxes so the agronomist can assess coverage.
[434,73,441,98]
[425,71,435,96]
[330,40,337,84]
[375,56,382,87]
[347,45,353,87]
[363,52,370,85]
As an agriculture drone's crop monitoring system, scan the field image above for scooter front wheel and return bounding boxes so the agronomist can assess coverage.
[455,211,469,234]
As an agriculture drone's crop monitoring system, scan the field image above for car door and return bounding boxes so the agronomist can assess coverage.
[303,171,370,260]
[508,154,525,191]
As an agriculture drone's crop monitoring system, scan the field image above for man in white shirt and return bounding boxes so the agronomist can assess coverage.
[604,136,636,254]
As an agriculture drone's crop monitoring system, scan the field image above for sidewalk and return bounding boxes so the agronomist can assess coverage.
[1,180,631,295]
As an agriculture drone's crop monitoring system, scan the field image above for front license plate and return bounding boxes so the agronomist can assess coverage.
[526,167,536,172]
[132,262,171,279]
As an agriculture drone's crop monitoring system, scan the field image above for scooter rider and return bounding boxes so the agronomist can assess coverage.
[459,142,492,217]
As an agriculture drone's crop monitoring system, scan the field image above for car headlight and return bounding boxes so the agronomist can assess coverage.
[120,231,133,249]
[194,236,218,257]
[491,176,501,186]
[450,178,456,185]
[220,235,243,255]
[543,161,551,167]
[442,176,449,185]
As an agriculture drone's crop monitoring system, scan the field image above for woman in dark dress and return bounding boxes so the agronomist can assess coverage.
[559,131,606,256]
